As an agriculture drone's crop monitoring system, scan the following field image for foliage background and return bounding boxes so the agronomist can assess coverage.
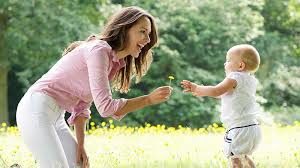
[0,0,299,127]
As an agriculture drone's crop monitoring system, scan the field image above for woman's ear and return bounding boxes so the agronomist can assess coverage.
[239,62,246,71]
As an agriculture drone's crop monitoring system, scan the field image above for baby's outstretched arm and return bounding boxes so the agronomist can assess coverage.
[181,78,237,97]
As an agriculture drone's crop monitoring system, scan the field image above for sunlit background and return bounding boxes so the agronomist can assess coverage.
[0,0,300,167]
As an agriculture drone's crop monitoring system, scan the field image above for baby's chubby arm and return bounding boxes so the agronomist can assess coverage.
[181,78,237,97]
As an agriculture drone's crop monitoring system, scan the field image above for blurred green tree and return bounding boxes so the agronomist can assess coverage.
[1,0,96,124]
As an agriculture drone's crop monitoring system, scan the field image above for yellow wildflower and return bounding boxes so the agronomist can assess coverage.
[1,123,7,127]
[168,75,175,86]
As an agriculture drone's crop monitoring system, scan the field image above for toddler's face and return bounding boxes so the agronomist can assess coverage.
[224,50,244,75]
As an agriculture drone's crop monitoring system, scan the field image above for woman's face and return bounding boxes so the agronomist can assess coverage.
[125,16,152,58]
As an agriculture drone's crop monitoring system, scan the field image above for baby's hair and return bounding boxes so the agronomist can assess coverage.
[230,44,260,73]
[62,35,97,56]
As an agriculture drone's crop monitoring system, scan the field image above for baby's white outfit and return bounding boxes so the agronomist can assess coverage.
[221,72,262,157]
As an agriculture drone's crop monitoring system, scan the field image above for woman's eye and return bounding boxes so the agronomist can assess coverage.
[141,30,150,35]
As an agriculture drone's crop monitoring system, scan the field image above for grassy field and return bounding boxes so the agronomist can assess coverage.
[1,121,300,168]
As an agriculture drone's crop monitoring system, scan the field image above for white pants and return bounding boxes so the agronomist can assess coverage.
[16,90,78,168]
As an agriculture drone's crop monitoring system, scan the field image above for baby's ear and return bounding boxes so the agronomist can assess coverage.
[239,61,246,71]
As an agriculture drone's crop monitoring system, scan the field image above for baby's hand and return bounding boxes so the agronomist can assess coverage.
[181,80,197,93]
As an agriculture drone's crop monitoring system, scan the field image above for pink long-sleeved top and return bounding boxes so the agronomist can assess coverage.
[30,40,128,125]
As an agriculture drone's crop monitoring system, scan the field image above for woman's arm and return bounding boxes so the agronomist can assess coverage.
[74,116,89,168]
[74,116,86,146]
[85,43,172,119]
[114,86,172,117]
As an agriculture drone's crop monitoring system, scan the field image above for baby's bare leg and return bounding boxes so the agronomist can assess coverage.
[245,155,256,168]
[231,158,242,168]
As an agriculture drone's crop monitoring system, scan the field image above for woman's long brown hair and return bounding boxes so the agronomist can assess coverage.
[99,6,158,93]
[63,6,158,93]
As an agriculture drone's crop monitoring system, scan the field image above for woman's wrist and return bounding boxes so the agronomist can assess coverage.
[77,143,85,148]
[77,141,85,147]
[145,94,153,106]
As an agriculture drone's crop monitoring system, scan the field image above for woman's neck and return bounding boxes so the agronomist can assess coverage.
[115,50,129,59]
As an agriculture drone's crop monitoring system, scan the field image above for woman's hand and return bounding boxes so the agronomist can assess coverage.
[148,86,173,105]
[76,145,89,168]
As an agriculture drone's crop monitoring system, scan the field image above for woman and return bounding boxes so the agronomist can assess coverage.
[16,6,172,168]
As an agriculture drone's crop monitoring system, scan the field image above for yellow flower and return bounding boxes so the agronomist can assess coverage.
[168,75,175,86]
[213,123,218,128]
[1,123,7,127]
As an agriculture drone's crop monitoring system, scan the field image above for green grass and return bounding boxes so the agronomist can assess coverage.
[1,124,300,168]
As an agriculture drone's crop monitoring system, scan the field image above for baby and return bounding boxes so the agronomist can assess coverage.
[181,44,262,168]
